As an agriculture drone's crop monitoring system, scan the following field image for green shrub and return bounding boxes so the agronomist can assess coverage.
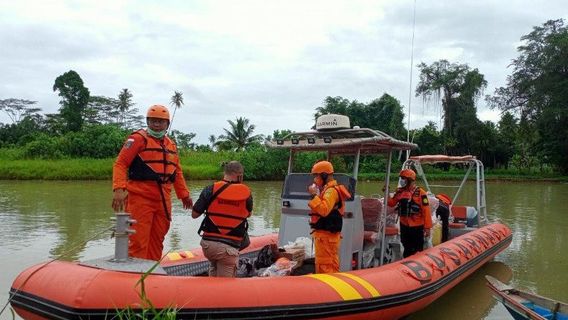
[23,133,65,159]
[238,146,289,180]
[60,125,128,158]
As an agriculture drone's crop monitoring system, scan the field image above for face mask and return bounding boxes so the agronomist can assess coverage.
[147,128,166,139]
[399,178,408,188]
[314,175,324,187]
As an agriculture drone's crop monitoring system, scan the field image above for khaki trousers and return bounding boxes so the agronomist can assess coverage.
[200,239,239,277]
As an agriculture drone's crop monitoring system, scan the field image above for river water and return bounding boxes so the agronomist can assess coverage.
[1,180,567,319]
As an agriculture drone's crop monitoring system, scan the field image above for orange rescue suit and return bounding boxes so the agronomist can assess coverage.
[199,181,251,248]
[308,180,351,273]
[388,186,432,228]
[113,129,190,261]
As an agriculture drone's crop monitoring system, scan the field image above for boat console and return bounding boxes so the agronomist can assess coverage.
[278,173,363,271]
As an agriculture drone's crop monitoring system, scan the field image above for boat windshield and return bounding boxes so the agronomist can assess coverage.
[281,173,356,200]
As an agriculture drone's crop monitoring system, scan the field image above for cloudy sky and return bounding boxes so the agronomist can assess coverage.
[1,0,566,144]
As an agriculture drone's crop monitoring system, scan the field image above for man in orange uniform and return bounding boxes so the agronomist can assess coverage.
[388,169,432,258]
[112,104,193,261]
[307,161,351,273]
[192,161,252,277]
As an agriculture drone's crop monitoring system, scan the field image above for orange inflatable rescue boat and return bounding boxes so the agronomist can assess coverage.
[9,115,512,319]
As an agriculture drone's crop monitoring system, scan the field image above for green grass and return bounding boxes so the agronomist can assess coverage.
[179,150,237,180]
[0,149,243,180]
[1,148,566,181]
[113,257,178,320]
[0,158,114,180]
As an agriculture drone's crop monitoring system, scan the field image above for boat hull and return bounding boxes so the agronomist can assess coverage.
[486,275,568,320]
[10,224,512,320]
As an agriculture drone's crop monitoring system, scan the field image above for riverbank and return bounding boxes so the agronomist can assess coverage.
[0,150,231,180]
[0,156,565,182]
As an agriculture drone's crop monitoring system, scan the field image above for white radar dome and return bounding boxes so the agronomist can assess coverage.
[315,114,351,131]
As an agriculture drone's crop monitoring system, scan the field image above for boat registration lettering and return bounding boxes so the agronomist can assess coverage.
[472,234,490,248]
[401,261,432,285]
[462,237,482,253]
[453,242,473,258]
[425,253,447,274]
[439,247,462,266]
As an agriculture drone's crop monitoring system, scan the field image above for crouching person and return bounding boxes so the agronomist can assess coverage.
[192,161,253,277]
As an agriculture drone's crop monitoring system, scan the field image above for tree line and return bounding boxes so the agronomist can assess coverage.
[1,19,566,174]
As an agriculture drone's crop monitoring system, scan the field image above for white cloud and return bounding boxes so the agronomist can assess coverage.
[0,0,565,143]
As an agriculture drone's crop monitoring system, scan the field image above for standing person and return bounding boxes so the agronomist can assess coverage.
[112,104,193,261]
[435,194,452,243]
[192,161,252,277]
[387,169,432,258]
[307,161,351,273]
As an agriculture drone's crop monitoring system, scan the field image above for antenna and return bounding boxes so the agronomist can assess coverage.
[406,0,417,159]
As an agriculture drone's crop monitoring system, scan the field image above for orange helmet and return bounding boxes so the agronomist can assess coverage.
[311,161,334,174]
[436,193,452,205]
[399,169,416,181]
[146,104,170,121]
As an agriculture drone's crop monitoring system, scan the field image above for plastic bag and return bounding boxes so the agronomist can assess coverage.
[427,194,440,215]
[254,245,275,269]
[423,234,433,249]
[283,237,313,258]
[259,257,298,277]
[236,257,255,277]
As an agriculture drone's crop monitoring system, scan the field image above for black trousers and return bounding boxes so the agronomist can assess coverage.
[436,202,450,242]
[400,224,425,258]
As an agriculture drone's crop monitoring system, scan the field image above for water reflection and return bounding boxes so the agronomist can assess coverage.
[408,261,513,320]
[0,181,113,261]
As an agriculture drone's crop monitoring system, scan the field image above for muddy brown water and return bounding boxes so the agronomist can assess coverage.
[1,180,566,319]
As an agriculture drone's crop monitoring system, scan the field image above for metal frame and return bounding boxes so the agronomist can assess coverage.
[402,155,488,226]
[268,126,417,267]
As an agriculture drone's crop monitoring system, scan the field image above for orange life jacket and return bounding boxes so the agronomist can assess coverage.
[128,129,179,183]
[199,181,251,247]
[397,186,430,227]
[309,184,351,233]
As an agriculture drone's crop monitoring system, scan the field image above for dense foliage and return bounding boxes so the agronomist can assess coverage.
[488,19,568,173]
[416,60,488,157]
[53,70,90,132]
[314,94,407,140]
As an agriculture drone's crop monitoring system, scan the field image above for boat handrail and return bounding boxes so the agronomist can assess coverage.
[408,155,476,164]
[266,127,417,153]
[427,184,462,188]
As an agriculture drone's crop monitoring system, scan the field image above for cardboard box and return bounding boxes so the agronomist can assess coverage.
[278,247,305,268]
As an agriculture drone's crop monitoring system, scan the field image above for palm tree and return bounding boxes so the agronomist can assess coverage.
[169,91,184,130]
[208,134,217,151]
[218,117,263,151]
[117,88,134,127]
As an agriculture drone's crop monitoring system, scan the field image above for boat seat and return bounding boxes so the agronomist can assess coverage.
[451,205,468,223]
[364,231,379,243]
[385,226,399,236]
[361,198,382,232]
[449,222,466,229]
